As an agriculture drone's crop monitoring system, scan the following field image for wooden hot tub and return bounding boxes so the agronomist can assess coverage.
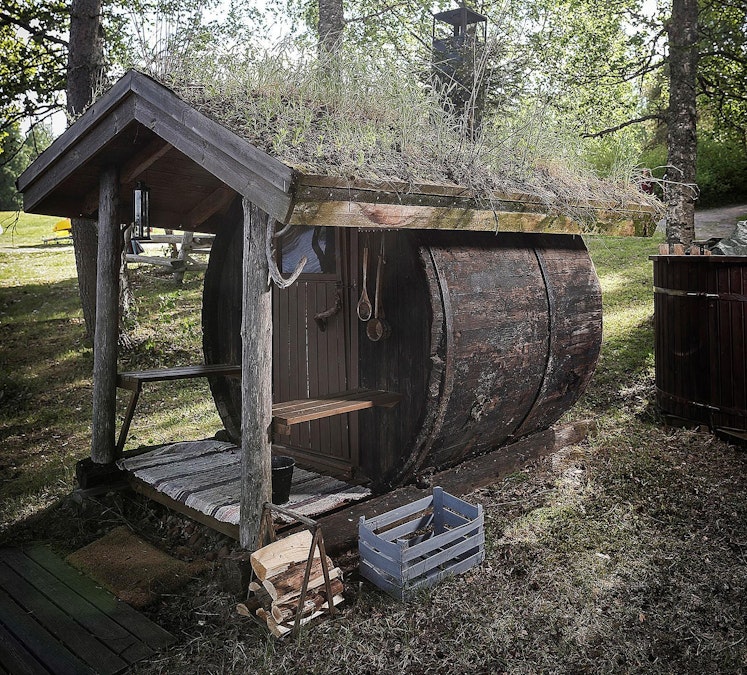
[653,254,747,433]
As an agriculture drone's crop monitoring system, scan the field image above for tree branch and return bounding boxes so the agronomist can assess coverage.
[347,1,408,25]
[0,10,68,47]
[582,113,666,138]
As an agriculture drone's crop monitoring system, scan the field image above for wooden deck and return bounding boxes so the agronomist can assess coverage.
[116,440,372,531]
[0,546,173,675]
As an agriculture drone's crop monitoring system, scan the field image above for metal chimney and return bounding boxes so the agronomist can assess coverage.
[432,3,487,132]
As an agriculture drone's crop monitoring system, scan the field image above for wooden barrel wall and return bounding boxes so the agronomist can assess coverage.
[203,213,602,490]
[358,231,602,489]
[653,255,747,431]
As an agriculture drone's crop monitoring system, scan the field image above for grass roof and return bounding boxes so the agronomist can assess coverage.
[152,46,662,223]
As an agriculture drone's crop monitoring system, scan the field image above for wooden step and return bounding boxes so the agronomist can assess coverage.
[272,389,401,435]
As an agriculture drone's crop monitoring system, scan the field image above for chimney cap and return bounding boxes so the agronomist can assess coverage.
[433,6,487,28]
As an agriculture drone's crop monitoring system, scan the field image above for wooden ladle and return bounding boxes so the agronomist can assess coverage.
[366,237,391,342]
[356,239,373,321]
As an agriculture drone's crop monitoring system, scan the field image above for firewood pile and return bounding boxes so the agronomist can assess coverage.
[237,530,344,637]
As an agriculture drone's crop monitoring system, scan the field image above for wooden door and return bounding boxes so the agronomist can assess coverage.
[272,226,359,478]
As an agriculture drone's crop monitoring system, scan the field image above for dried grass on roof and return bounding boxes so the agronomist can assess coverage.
[153,46,662,223]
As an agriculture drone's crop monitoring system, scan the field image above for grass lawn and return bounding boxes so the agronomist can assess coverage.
[0,212,745,673]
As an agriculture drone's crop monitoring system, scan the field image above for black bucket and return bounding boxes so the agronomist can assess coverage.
[271,456,295,504]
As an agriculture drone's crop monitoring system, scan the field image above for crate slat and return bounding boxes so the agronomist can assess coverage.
[441,508,469,529]
[358,540,402,578]
[442,491,480,520]
[406,549,486,594]
[378,512,434,542]
[402,531,485,582]
[359,559,405,600]
[362,495,435,531]
[358,521,399,559]
[402,513,483,563]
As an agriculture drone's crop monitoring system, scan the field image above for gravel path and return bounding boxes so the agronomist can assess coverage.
[695,203,747,239]
[656,202,747,239]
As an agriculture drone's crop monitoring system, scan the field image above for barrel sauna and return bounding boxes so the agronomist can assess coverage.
[203,202,602,491]
[653,254,747,431]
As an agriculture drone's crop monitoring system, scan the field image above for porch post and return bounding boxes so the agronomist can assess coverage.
[240,198,273,549]
[90,165,120,464]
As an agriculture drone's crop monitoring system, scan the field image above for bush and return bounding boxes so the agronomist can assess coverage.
[640,136,747,207]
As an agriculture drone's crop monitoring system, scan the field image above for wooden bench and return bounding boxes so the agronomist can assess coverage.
[116,364,241,454]
[272,390,402,435]
[115,366,400,453]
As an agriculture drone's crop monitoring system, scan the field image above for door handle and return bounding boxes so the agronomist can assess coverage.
[314,289,342,332]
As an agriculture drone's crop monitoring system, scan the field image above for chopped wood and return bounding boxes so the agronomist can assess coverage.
[264,595,345,638]
[270,578,344,622]
[244,582,274,613]
[241,530,345,638]
[249,530,314,580]
[261,559,338,600]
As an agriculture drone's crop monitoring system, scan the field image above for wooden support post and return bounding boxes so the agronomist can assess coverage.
[240,199,273,549]
[91,165,120,464]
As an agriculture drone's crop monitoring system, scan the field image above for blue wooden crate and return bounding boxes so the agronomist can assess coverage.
[358,486,484,601]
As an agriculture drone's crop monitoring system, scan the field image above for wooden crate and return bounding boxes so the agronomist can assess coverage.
[358,486,484,600]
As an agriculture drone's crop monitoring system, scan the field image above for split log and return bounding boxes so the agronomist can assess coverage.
[264,595,345,638]
[261,558,338,600]
[244,581,274,613]
[250,530,314,580]
[270,579,344,623]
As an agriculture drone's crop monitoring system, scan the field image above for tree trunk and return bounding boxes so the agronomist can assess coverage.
[67,0,105,339]
[70,219,98,337]
[666,0,699,247]
[240,200,273,549]
[318,0,344,52]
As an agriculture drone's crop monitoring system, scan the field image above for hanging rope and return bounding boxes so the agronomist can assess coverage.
[266,219,306,289]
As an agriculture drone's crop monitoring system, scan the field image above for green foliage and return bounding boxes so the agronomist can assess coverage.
[0,125,26,210]
[0,123,53,210]
[694,133,747,206]
[697,0,747,138]
[0,0,68,131]
[641,134,747,206]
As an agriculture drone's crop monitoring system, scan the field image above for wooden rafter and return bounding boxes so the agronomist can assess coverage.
[185,185,236,229]
[121,137,173,184]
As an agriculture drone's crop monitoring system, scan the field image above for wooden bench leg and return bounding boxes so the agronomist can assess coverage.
[116,384,142,456]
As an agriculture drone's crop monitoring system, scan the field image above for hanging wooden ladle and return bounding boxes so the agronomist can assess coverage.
[356,235,373,321]
[366,235,391,342]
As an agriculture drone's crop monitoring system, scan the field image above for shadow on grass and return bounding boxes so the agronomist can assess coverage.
[0,278,83,324]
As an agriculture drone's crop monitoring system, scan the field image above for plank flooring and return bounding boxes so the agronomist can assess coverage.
[117,440,371,526]
[0,547,174,675]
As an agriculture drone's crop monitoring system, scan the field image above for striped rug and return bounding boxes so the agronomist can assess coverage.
[117,440,371,525]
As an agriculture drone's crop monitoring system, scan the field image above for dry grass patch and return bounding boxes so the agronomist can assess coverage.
[153,48,661,226]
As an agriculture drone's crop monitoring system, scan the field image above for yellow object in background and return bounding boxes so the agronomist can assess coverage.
[53,218,71,233]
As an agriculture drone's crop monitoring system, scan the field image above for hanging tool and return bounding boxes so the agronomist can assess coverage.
[366,234,392,341]
[356,234,373,321]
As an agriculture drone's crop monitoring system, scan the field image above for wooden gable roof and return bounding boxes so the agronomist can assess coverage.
[18,70,657,236]
[17,70,295,231]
